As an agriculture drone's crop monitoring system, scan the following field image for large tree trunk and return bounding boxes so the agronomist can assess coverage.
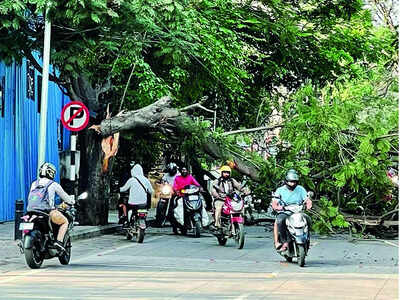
[77,129,109,225]
[66,76,110,225]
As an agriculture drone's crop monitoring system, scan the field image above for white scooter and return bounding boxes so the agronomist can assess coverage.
[273,192,312,267]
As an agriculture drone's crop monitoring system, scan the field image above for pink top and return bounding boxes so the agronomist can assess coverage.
[173,175,200,194]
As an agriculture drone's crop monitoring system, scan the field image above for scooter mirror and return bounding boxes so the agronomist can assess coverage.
[78,191,89,200]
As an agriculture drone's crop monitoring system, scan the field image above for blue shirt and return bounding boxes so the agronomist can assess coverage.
[275,185,307,206]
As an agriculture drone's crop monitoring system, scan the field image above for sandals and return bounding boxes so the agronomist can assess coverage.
[275,242,283,250]
[278,243,288,252]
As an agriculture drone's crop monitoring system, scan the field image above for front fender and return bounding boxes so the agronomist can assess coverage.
[294,233,308,244]
[193,213,201,222]
[24,230,41,249]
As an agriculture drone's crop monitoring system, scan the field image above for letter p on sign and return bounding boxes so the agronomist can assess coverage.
[61,101,89,131]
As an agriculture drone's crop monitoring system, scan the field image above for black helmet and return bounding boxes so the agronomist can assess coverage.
[285,169,299,181]
[39,162,56,180]
[167,162,177,175]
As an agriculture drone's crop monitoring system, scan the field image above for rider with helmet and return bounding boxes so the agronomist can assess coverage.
[271,169,312,252]
[27,162,75,252]
[162,162,179,185]
[211,165,243,232]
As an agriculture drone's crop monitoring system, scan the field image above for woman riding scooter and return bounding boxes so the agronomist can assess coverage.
[211,165,243,234]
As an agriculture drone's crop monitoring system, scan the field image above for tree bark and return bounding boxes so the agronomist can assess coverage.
[99,96,180,136]
[77,129,109,225]
[66,77,111,225]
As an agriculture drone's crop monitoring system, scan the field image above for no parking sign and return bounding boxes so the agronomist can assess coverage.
[61,101,89,131]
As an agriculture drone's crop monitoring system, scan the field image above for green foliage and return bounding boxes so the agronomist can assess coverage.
[312,197,350,234]
[278,57,398,217]
[1,0,397,231]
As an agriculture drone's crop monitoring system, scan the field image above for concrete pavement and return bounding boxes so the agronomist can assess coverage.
[0,232,397,299]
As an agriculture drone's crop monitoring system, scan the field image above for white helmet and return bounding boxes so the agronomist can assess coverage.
[39,162,56,180]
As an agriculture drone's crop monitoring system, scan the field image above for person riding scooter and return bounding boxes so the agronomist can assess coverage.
[162,162,179,185]
[172,166,201,194]
[271,169,312,252]
[119,163,154,228]
[211,165,243,233]
[27,162,75,252]
[170,166,201,232]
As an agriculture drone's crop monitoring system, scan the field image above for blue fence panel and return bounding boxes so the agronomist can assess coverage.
[0,56,70,222]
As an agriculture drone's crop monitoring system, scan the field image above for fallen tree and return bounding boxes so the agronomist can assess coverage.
[91,96,262,182]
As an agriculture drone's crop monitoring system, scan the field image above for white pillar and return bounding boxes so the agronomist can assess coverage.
[37,8,51,171]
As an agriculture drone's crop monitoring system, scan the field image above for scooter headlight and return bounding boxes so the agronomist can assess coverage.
[161,185,171,194]
[231,200,244,212]
[288,213,307,227]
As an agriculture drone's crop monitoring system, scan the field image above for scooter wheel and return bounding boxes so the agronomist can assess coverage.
[180,227,187,236]
[136,228,145,243]
[217,236,227,246]
[172,226,178,235]
[194,220,201,238]
[284,255,293,262]
[235,223,245,249]
[298,245,306,267]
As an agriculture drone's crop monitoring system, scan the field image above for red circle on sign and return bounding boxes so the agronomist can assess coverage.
[61,101,90,131]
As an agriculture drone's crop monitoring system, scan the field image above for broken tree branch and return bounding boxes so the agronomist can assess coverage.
[222,125,283,136]
[180,103,214,114]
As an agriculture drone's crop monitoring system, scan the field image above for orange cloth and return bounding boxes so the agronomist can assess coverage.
[101,132,120,173]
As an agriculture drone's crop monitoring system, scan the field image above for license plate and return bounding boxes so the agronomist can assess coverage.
[189,195,198,201]
[19,223,34,230]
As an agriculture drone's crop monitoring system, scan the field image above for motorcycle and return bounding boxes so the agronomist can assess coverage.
[274,193,311,267]
[173,185,203,237]
[125,205,148,243]
[213,192,245,249]
[155,182,173,227]
[243,193,255,225]
[18,192,87,269]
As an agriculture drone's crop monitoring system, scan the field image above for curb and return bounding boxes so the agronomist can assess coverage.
[70,224,121,241]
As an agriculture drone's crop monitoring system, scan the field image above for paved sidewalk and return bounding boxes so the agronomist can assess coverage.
[0,210,122,242]
[0,208,171,242]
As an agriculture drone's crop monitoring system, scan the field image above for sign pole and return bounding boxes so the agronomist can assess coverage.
[38,7,52,171]
[61,101,89,204]
[70,131,79,203]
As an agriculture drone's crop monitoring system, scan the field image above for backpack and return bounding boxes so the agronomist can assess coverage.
[27,180,54,211]
[216,178,234,194]
[134,177,152,209]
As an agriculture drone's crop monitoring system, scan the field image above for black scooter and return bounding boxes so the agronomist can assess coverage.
[125,204,148,243]
[18,192,87,269]
[173,185,203,237]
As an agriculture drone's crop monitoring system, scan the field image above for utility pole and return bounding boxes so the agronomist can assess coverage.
[37,7,51,171]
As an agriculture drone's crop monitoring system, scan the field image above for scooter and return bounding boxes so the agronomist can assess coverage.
[243,193,255,225]
[213,192,245,249]
[155,182,173,227]
[125,205,148,243]
[18,192,87,269]
[173,185,203,237]
[274,193,311,267]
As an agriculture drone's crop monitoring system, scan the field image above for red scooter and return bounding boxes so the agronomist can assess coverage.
[213,192,245,249]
